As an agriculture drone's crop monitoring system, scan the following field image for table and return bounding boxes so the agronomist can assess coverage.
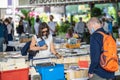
[7,41,25,51]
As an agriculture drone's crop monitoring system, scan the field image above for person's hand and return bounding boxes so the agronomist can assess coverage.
[41,44,48,50]
[88,73,93,79]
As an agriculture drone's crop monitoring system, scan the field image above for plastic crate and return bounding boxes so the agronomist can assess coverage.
[35,64,65,80]
[0,68,29,80]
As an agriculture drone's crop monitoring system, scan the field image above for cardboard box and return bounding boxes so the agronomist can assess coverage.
[69,57,80,63]
[65,69,88,80]
[63,57,71,63]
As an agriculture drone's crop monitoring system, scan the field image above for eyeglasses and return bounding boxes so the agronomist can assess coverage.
[42,30,48,33]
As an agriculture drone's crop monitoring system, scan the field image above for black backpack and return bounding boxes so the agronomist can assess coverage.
[21,41,31,56]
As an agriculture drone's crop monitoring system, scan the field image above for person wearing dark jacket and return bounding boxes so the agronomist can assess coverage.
[0,22,8,52]
[17,20,24,36]
[87,17,114,80]
[4,18,13,41]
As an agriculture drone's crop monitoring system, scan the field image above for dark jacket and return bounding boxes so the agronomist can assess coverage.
[88,28,114,79]
[0,23,8,43]
[17,24,24,35]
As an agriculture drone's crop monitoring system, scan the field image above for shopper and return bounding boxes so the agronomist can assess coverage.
[4,18,13,41]
[30,22,62,59]
[102,18,109,33]
[34,18,40,35]
[48,15,57,36]
[17,20,24,36]
[74,17,85,41]
[0,21,8,52]
[102,13,113,34]
[8,17,14,35]
[66,28,73,39]
[87,17,114,80]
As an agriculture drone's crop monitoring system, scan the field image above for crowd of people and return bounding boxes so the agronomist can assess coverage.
[0,13,116,52]
[0,17,14,52]
[65,13,115,43]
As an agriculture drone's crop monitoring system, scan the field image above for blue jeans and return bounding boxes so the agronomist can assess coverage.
[8,34,13,41]
[0,37,5,52]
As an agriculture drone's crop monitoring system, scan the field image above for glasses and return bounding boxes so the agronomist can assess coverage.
[42,30,48,33]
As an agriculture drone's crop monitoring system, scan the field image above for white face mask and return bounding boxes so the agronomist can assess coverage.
[90,28,95,34]
[42,36,47,39]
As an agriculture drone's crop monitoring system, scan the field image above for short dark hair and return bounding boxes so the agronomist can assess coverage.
[50,15,54,19]
[38,22,50,39]
[4,18,10,24]
[36,18,40,22]
[102,18,106,22]
[79,17,82,21]
[67,28,73,37]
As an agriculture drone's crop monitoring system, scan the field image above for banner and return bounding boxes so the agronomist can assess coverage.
[29,0,112,5]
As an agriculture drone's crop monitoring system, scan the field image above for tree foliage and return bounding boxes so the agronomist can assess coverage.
[21,9,30,20]
[57,23,70,34]
[91,7,102,17]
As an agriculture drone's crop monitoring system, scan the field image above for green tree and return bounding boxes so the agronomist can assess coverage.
[58,23,70,33]
[21,9,30,20]
[91,7,102,17]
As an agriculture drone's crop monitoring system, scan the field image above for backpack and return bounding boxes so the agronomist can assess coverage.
[21,41,31,56]
[98,31,119,72]
[21,41,39,60]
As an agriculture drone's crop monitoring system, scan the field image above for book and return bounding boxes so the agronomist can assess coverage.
[38,40,46,47]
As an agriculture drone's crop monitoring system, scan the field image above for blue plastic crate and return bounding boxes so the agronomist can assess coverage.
[34,64,65,80]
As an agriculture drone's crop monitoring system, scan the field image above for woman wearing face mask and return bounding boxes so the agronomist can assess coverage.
[30,22,62,59]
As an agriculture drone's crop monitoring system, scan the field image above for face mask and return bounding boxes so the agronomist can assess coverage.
[42,36,47,39]
[90,28,95,34]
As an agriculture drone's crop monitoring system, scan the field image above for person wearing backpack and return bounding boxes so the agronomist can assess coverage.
[87,17,118,80]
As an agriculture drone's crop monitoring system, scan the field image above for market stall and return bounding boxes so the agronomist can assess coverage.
[1,37,120,80]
